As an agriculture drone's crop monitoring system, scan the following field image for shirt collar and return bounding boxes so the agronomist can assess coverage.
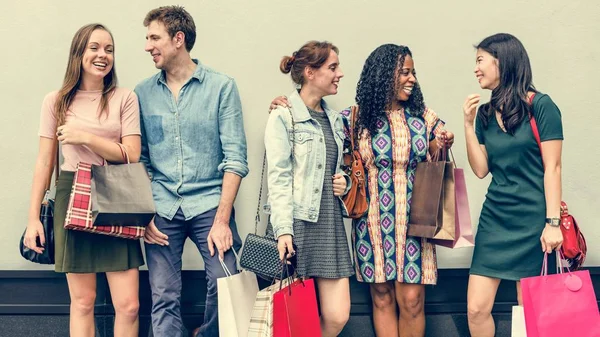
[157,59,205,85]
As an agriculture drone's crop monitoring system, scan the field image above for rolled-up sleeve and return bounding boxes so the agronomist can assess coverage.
[217,78,249,178]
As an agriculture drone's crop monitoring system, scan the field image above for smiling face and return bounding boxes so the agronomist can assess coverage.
[144,20,181,70]
[394,54,416,102]
[305,49,344,97]
[81,29,114,83]
[475,49,500,90]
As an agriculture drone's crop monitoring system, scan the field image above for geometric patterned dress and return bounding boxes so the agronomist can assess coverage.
[341,107,445,284]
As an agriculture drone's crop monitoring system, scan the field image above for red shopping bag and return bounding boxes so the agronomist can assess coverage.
[64,162,146,239]
[521,253,600,337]
[272,278,321,337]
[430,166,474,248]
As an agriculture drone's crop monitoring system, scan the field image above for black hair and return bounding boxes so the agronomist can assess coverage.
[476,33,536,134]
[355,44,425,135]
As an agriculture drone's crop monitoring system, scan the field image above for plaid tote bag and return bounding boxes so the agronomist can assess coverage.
[64,162,146,239]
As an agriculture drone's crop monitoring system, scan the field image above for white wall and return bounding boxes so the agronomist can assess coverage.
[2,0,598,270]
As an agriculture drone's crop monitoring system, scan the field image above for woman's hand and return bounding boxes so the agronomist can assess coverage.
[540,224,563,254]
[23,219,45,254]
[436,130,455,149]
[463,94,481,127]
[56,125,91,145]
[277,234,295,261]
[269,95,291,112]
[332,173,346,196]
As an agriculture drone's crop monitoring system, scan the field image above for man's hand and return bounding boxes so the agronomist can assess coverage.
[143,217,169,246]
[207,218,233,260]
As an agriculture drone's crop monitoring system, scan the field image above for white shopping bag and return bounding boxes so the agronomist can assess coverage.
[218,251,260,337]
[512,305,527,337]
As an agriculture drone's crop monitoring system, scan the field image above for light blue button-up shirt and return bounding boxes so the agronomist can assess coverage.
[135,60,248,221]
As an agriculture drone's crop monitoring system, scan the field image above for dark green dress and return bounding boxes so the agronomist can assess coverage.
[470,93,563,281]
[54,171,144,273]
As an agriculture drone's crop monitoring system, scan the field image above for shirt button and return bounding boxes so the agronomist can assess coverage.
[175,136,179,141]
[177,160,181,164]
[314,188,319,194]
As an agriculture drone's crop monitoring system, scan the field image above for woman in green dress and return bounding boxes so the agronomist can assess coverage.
[463,33,564,336]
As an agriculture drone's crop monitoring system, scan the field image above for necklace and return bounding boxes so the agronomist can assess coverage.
[87,93,102,102]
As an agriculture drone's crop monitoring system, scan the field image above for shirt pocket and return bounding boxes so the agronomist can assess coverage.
[292,130,314,157]
[144,115,165,145]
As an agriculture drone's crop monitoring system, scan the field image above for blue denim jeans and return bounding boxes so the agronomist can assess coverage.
[146,207,242,337]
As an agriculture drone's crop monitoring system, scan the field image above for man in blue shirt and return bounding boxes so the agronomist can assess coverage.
[134,6,248,337]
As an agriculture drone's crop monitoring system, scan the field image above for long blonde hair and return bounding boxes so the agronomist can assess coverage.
[54,23,118,127]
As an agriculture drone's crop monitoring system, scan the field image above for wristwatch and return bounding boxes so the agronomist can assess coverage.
[545,217,561,227]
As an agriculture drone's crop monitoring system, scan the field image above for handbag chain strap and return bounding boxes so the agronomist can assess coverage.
[254,107,296,234]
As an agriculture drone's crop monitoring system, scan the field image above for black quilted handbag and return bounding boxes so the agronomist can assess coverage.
[239,153,297,280]
[240,108,297,280]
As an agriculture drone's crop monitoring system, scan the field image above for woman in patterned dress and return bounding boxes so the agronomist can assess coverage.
[347,44,454,337]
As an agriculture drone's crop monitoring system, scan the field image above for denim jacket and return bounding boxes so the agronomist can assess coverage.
[134,60,249,220]
[263,91,350,238]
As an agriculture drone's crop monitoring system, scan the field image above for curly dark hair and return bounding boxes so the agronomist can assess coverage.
[475,33,536,135]
[355,44,425,134]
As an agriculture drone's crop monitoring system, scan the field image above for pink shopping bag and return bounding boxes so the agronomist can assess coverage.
[430,167,474,248]
[521,253,600,337]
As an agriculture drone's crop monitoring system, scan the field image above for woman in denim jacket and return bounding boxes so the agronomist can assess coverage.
[263,40,354,337]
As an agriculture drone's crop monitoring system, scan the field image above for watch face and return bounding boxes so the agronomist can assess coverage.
[547,218,560,227]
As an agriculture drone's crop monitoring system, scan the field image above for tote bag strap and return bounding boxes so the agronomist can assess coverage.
[528,93,544,165]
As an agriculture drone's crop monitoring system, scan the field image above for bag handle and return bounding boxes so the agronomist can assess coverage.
[540,251,572,276]
[116,143,130,164]
[278,253,302,295]
[254,108,296,235]
[219,249,241,277]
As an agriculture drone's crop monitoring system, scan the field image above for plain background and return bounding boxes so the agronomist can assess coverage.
[2,0,598,271]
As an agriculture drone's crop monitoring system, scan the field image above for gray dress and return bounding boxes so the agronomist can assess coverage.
[269,107,354,279]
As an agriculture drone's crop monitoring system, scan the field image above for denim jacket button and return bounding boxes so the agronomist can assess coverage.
[317,164,323,169]
[319,138,324,143]
[314,188,319,194]
[309,214,316,220]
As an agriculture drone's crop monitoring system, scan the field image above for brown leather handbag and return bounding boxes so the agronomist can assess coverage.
[342,106,368,218]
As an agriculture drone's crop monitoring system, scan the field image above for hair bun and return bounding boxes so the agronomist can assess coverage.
[279,54,295,74]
